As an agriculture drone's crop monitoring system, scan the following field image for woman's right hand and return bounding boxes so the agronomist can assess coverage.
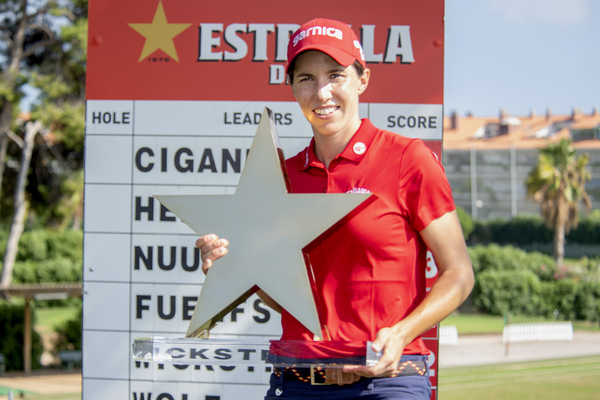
[196,234,229,275]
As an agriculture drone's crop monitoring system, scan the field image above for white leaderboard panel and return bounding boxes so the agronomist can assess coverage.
[83,100,443,399]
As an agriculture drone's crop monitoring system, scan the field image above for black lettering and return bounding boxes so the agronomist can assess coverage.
[175,148,194,172]
[284,113,292,125]
[92,112,101,124]
[112,112,120,124]
[161,148,168,172]
[103,112,111,123]
[233,112,241,124]
[387,115,395,128]
[181,247,200,271]
[190,348,209,360]
[160,205,176,222]
[253,299,270,323]
[183,296,197,320]
[399,116,406,127]
[167,348,185,359]
[222,149,241,173]
[198,149,217,172]
[158,246,176,270]
[261,349,270,361]
[219,366,235,371]
[407,116,416,128]
[136,295,151,319]
[156,395,175,400]
[254,113,262,124]
[134,246,153,270]
[274,113,283,125]
[173,364,189,370]
[214,348,232,360]
[418,116,427,128]
[135,147,154,172]
[122,112,130,124]
[158,295,176,320]
[429,116,437,129]
[243,113,252,124]
[238,349,256,360]
[224,112,232,124]
[231,306,244,322]
[205,396,220,400]
[136,197,154,221]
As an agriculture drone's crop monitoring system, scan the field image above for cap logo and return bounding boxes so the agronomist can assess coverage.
[353,40,365,62]
[293,26,343,46]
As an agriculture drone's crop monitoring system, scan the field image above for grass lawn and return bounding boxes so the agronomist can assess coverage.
[34,305,80,332]
[440,314,600,334]
[438,356,600,400]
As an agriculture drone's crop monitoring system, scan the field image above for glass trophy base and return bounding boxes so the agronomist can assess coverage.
[133,337,382,368]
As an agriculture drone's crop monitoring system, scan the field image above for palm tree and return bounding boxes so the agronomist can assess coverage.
[526,139,592,266]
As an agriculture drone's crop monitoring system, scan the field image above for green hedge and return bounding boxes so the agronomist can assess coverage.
[0,228,82,284]
[468,244,557,281]
[0,302,44,371]
[468,244,600,321]
[54,304,82,353]
[468,211,600,246]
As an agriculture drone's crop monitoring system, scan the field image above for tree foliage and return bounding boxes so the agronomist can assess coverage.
[0,0,87,288]
[526,139,592,265]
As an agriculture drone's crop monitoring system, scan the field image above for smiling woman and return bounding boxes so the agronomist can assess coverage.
[197,17,474,400]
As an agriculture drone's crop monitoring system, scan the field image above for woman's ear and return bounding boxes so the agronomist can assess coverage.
[358,68,370,95]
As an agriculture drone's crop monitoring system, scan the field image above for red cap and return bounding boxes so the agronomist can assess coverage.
[287,18,366,74]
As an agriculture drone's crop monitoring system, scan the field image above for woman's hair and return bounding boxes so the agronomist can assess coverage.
[287,59,365,85]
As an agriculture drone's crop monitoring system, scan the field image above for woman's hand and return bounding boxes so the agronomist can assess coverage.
[195,234,229,275]
[342,327,408,378]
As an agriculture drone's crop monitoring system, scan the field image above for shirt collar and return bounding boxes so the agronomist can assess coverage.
[299,118,378,171]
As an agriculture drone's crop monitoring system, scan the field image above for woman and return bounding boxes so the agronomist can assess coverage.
[197,18,473,399]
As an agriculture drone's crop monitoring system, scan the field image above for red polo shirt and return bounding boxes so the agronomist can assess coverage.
[275,119,455,358]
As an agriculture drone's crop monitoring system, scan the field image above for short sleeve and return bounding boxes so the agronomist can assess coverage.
[398,139,455,231]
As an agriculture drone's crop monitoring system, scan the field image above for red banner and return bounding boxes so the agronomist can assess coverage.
[87,0,444,104]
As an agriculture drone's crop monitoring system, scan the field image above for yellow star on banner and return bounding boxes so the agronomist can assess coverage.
[128,1,191,62]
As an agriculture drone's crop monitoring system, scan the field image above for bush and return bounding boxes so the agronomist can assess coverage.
[468,212,600,247]
[0,302,44,371]
[567,210,600,245]
[474,269,542,316]
[538,279,579,320]
[54,304,82,353]
[12,258,82,284]
[469,215,553,245]
[468,244,556,280]
[456,206,474,240]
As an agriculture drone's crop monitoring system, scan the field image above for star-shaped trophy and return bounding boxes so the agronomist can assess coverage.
[156,108,372,340]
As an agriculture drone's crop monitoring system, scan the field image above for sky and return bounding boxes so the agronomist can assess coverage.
[444,0,600,118]
[19,0,600,118]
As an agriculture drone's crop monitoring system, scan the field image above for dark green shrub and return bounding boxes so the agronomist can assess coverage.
[468,244,556,280]
[567,210,600,245]
[456,206,474,240]
[0,302,44,371]
[573,281,600,321]
[474,269,542,316]
[538,279,579,320]
[54,304,82,353]
[12,258,82,284]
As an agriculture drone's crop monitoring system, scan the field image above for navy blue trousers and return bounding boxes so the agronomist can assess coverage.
[265,355,431,400]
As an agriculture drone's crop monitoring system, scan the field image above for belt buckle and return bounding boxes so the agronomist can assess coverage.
[310,365,327,385]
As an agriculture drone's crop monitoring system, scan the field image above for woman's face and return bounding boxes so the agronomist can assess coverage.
[291,50,369,141]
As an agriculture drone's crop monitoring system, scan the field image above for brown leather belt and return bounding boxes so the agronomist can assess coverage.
[274,360,427,385]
